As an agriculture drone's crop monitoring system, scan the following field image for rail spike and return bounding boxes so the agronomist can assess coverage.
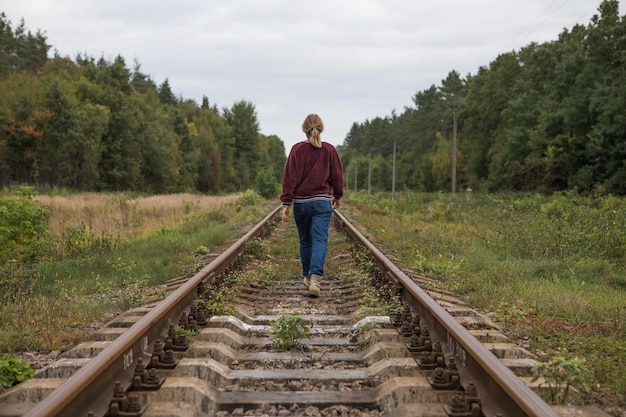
[147,340,179,369]
[416,340,446,370]
[166,323,190,351]
[445,382,482,417]
[130,358,164,391]
[407,327,432,353]
[428,358,462,390]
[107,381,147,416]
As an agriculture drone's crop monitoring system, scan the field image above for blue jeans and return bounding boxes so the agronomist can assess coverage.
[293,200,333,277]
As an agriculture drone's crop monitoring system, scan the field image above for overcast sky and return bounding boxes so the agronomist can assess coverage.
[3,1,617,152]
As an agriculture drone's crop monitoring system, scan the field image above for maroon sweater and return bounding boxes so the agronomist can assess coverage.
[280,141,344,207]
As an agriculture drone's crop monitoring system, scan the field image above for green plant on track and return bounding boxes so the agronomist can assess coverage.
[0,354,34,388]
[204,288,234,316]
[245,238,269,258]
[329,288,344,297]
[531,354,591,405]
[382,295,404,316]
[270,314,311,350]
[175,326,198,338]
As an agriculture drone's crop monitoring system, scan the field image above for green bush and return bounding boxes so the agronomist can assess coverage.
[252,167,279,200]
[270,314,310,350]
[532,354,591,405]
[239,189,264,206]
[0,354,34,388]
[0,186,49,263]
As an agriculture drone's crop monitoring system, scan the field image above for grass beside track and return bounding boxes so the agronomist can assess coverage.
[342,191,625,410]
[0,190,268,354]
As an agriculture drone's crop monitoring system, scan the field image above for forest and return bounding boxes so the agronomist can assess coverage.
[1,0,625,196]
[0,11,286,196]
[339,0,626,195]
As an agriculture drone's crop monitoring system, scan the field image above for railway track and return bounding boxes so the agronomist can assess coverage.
[0,206,608,417]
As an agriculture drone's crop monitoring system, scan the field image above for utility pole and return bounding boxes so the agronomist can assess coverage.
[440,69,462,206]
[451,94,458,205]
[354,158,358,193]
[367,152,372,195]
[392,140,396,201]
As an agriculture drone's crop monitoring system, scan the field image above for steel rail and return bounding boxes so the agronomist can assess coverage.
[333,209,559,417]
[23,205,281,417]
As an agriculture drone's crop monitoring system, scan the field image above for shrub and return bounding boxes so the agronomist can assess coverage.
[270,314,310,350]
[532,354,591,405]
[253,167,279,200]
[0,354,34,388]
[239,189,264,206]
[0,186,49,263]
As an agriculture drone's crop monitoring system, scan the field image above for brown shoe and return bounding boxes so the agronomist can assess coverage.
[308,274,321,298]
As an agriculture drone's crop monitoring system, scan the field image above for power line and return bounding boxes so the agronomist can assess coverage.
[503,0,570,51]
[573,5,600,26]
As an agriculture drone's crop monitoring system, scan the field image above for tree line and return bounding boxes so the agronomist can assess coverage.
[0,12,286,195]
[340,0,626,195]
[2,2,625,197]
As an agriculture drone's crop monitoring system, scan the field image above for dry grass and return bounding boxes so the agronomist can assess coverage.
[1,191,256,354]
[36,193,241,239]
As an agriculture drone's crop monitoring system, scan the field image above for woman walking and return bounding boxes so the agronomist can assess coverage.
[280,114,344,297]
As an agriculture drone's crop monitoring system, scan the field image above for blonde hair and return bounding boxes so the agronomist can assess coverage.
[302,114,324,149]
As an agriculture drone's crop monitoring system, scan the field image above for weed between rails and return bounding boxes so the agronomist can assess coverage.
[195,209,404,355]
[270,314,311,350]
